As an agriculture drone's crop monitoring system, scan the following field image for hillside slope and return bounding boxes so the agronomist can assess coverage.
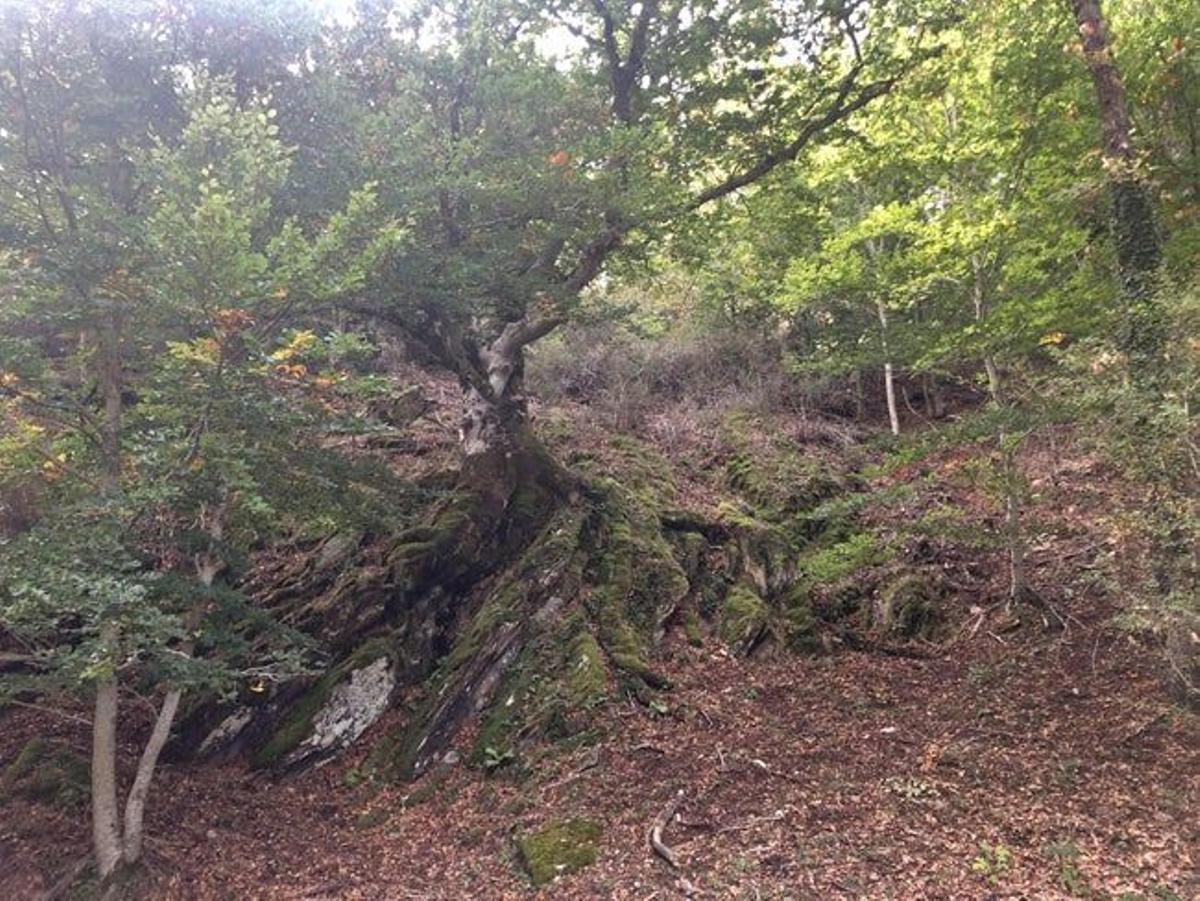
[2,382,1197,900]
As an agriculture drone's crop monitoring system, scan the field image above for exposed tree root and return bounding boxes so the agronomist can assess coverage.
[650,788,686,869]
[173,425,961,780]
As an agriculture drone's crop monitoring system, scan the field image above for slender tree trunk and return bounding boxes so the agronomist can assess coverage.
[121,688,182,865]
[1071,0,1163,363]
[971,253,1025,603]
[1001,443,1028,607]
[96,322,123,493]
[876,299,900,436]
[971,254,1004,406]
[92,625,123,881]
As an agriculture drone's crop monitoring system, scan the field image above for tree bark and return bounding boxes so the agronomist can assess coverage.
[1001,443,1028,607]
[876,299,900,436]
[1071,0,1163,363]
[972,254,1004,406]
[121,688,181,866]
[91,625,123,882]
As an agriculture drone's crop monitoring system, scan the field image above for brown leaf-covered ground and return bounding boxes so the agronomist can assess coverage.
[2,402,1197,899]
[4,609,1195,899]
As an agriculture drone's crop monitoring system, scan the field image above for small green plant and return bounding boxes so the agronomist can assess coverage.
[971,842,1014,884]
[481,745,515,772]
[1046,840,1090,896]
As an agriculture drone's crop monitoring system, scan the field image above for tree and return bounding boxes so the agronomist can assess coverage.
[0,0,399,878]
[1070,0,1163,366]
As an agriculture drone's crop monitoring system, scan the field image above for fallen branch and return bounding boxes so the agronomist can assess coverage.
[650,788,686,869]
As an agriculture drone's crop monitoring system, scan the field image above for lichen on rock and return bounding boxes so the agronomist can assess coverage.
[252,642,396,770]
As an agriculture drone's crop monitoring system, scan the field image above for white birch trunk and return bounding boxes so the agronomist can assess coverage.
[876,298,900,436]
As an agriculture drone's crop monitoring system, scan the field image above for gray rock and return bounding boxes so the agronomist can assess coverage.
[284,656,395,768]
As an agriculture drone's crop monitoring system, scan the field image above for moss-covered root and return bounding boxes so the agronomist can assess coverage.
[585,479,689,689]
[518,818,603,886]
[388,503,591,780]
[387,477,701,780]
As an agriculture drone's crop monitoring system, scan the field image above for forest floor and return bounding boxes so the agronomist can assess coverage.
[2,379,1198,900]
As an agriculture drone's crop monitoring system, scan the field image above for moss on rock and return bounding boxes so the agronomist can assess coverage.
[875,573,945,639]
[781,583,820,652]
[720,584,770,654]
[566,631,609,706]
[518,817,603,886]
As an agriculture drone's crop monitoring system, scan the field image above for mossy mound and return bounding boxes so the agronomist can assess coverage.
[1,738,89,809]
[721,413,851,526]
[874,573,946,640]
[517,817,603,886]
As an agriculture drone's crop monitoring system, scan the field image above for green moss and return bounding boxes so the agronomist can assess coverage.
[781,583,819,652]
[721,416,847,519]
[731,515,797,594]
[585,480,685,687]
[567,632,609,706]
[517,817,603,886]
[3,738,50,785]
[1,738,88,809]
[251,637,393,769]
[877,573,945,639]
[801,532,889,587]
[720,584,769,653]
[682,609,704,647]
[469,665,529,769]
[384,505,592,780]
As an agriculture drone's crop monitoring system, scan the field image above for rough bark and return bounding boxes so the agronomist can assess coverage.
[1071,0,1163,364]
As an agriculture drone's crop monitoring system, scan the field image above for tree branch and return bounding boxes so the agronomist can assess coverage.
[688,67,897,211]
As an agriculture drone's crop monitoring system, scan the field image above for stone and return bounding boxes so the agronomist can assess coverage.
[283,656,395,768]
